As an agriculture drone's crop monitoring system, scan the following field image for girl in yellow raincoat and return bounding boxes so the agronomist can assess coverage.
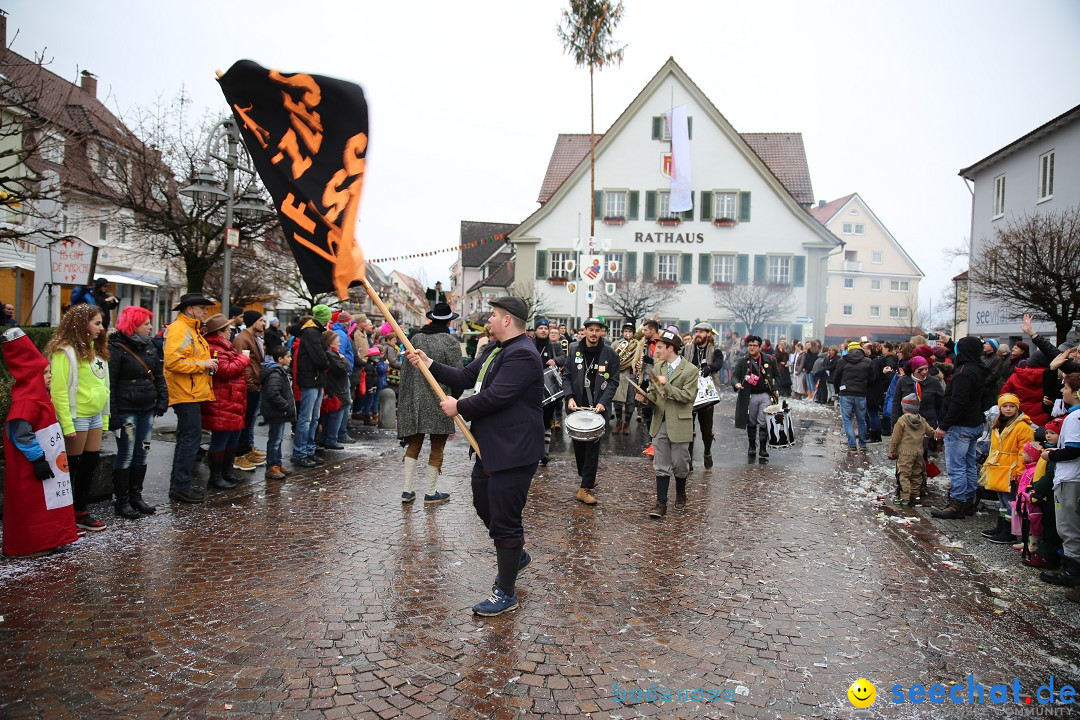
[981,393,1034,544]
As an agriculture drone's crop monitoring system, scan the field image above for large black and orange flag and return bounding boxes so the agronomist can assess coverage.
[217,60,366,299]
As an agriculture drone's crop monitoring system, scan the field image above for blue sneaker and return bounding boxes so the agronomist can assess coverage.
[473,586,518,616]
[424,492,450,505]
[401,492,416,504]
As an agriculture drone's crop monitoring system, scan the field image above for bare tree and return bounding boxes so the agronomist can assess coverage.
[109,92,277,295]
[967,208,1080,343]
[512,280,551,322]
[599,279,684,322]
[892,291,931,337]
[713,284,797,334]
[0,51,74,247]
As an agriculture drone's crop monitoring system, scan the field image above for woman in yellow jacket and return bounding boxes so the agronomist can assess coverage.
[43,304,111,532]
[981,393,1034,544]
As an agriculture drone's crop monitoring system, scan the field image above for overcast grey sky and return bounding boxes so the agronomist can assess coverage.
[8,0,1080,315]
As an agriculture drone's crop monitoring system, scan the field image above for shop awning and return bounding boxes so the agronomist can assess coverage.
[0,260,35,272]
[95,272,158,289]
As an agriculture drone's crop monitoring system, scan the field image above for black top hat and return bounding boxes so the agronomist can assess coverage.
[426,302,460,322]
[173,293,215,312]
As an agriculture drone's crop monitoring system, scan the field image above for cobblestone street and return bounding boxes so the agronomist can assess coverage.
[1,398,1078,719]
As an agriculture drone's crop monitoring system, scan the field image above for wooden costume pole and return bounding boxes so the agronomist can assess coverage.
[361,277,481,459]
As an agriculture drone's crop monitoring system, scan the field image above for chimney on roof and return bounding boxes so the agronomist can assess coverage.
[817,200,825,208]
[0,10,7,51]
[80,70,97,98]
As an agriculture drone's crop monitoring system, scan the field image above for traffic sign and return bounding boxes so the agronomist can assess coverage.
[225,227,240,248]
[796,316,814,324]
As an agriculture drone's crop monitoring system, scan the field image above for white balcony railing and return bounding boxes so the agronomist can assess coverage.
[843,261,862,272]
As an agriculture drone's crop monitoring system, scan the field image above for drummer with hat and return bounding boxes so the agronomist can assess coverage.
[636,329,698,517]
[683,321,724,469]
[532,317,566,465]
[563,317,620,505]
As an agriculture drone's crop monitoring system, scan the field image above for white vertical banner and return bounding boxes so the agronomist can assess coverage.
[669,104,692,212]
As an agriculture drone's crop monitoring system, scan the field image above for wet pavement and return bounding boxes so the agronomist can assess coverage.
[1,396,1078,719]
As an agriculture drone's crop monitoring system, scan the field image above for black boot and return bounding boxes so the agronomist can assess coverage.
[207,451,236,490]
[650,476,670,517]
[981,516,1008,538]
[112,468,141,519]
[987,517,1016,544]
[757,428,770,459]
[129,465,156,514]
[746,427,757,456]
[222,448,246,485]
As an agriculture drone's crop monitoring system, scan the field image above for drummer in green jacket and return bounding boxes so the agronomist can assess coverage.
[637,329,698,518]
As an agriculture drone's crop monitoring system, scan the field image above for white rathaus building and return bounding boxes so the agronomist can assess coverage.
[509,57,840,341]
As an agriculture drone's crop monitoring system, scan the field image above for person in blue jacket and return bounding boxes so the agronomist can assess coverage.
[407,296,543,617]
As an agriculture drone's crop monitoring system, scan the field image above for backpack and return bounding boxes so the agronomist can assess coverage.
[812,356,826,374]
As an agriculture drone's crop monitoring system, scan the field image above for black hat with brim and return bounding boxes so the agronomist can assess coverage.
[173,293,215,312]
[489,296,529,322]
[426,302,460,322]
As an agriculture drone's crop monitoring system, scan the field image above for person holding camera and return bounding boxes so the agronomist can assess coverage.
[732,335,779,460]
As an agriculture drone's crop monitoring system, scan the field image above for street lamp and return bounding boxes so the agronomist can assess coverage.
[180,117,272,310]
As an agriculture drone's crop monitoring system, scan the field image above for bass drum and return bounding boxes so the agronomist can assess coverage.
[765,404,797,449]
[564,410,606,442]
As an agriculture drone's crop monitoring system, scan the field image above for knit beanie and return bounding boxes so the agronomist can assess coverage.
[985,338,999,352]
[1023,441,1042,463]
[311,305,332,325]
[908,355,929,371]
[901,393,920,414]
[242,310,262,328]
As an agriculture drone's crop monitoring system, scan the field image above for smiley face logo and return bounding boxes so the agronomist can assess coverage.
[847,678,876,708]
[55,452,68,474]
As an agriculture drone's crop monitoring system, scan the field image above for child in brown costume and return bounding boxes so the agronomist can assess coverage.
[889,393,936,505]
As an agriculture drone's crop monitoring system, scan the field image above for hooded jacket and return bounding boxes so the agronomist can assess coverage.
[939,336,989,431]
[163,312,214,405]
[832,348,872,396]
[200,332,250,432]
[1,328,79,556]
[260,359,297,423]
[983,410,1034,492]
[109,331,169,417]
[295,318,329,389]
[1000,366,1051,426]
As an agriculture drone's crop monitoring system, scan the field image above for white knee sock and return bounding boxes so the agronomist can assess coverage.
[403,456,417,493]
[426,464,440,496]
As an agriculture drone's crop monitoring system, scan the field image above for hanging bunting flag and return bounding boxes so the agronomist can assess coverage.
[669,104,692,212]
[217,60,367,300]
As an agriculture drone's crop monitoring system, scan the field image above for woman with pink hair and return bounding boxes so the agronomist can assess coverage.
[108,306,169,517]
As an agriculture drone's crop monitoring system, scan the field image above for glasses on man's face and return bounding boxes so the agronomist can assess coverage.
[748,343,760,348]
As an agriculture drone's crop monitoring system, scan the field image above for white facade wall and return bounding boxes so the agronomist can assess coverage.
[513,71,835,340]
[966,117,1080,341]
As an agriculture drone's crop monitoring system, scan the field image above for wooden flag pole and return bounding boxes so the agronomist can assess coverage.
[360,277,481,459]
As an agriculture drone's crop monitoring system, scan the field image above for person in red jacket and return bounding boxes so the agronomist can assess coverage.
[1,328,79,556]
[200,314,251,491]
[1000,354,1051,427]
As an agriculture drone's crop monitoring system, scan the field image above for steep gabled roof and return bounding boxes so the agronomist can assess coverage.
[809,193,856,223]
[517,57,836,249]
[537,134,595,204]
[460,220,518,268]
[467,259,515,293]
[815,193,924,278]
[740,133,814,207]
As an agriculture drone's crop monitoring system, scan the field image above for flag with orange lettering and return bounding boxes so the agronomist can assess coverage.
[217,60,367,299]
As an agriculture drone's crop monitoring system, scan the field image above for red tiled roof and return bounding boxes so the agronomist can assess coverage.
[1,47,145,198]
[537,131,816,207]
[740,133,815,207]
[809,193,856,224]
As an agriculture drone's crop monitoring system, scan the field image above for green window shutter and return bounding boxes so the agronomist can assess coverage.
[594,190,604,220]
[628,191,639,220]
[754,255,766,284]
[625,252,638,280]
[700,191,713,221]
[794,255,806,287]
[687,117,692,140]
[682,194,694,221]
[738,191,752,222]
[652,116,662,140]
[698,253,711,284]
[736,254,750,284]
[645,191,657,221]
[535,249,548,280]
[643,252,656,282]
[680,254,693,284]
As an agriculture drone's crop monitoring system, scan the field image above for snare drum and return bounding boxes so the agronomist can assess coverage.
[542,366,566,406]
[564,410,606,442]
[694,375,720,409]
